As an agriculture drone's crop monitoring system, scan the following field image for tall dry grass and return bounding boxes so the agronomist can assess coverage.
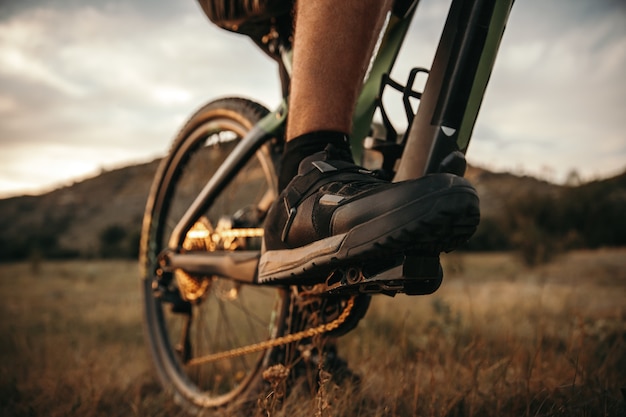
[1,250,624,416]
[0,261,182,417]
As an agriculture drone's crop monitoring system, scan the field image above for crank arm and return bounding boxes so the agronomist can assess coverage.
[157,248,259,284]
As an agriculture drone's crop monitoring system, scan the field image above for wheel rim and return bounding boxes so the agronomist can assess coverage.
[141,106,286,408]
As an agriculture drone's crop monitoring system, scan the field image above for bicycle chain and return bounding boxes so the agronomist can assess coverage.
[187,297,354,367]
[184,225,353,367]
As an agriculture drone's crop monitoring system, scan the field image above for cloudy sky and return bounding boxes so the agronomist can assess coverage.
[0,0,624,197]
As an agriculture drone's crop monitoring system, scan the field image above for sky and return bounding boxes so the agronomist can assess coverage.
[0,0,625,198]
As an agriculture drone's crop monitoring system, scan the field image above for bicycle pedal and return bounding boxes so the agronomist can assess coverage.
[322,253,443,297]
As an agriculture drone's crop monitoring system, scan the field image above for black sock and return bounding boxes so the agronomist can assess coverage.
[278,130,353,192]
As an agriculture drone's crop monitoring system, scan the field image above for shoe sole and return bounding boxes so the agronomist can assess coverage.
[258,180,480,285]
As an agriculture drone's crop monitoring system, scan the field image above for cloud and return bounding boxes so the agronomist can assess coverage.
[0,0,195,22]
[467,0,626,181]
[0,2,281,196]
[0,0,624,197]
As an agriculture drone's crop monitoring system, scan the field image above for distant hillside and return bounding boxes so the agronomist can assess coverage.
[0,160,624,262]
[0,159,160,260]
[465,166,626,263]
[464,165,562,218]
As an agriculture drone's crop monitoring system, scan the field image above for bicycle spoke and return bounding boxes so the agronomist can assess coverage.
[140,98,287,410]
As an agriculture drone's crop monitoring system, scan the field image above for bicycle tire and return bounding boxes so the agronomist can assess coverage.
[139,97,288,414]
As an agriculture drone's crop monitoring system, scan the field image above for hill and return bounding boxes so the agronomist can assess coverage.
[0,160,160,260]
[466,166,626,262]
[0,160,624,261]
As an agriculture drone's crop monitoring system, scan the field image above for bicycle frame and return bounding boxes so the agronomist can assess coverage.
[163,0,513,281]
[395,0,513,180]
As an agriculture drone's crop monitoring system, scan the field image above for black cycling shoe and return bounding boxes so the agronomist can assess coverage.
[258,144,480,285]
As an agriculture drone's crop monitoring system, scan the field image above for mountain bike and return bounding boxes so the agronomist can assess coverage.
[139,0,513,413]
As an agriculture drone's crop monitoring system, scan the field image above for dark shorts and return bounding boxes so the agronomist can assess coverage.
[197,0,420,38]
[197,0,293,34]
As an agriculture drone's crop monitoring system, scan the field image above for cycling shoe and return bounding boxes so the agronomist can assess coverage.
[258,144,480,285]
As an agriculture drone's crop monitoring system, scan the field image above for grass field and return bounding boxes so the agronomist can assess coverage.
[0,249,624,416]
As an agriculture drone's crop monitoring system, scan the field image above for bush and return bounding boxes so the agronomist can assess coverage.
[99,225,129,258]
[467,173,626,265]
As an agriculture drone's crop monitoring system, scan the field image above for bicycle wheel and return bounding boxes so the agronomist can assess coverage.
[139,97,287,413]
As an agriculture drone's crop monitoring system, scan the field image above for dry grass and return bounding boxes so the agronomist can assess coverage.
[323,250,626,416]
[1,249,625,416]
[0,261,181,417]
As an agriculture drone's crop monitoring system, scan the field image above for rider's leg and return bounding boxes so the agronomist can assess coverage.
[278,0,392,191]
[261,0,480,284]
[287,0,392,140]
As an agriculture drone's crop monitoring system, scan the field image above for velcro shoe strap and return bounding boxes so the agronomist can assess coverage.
[282,161,372,213]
